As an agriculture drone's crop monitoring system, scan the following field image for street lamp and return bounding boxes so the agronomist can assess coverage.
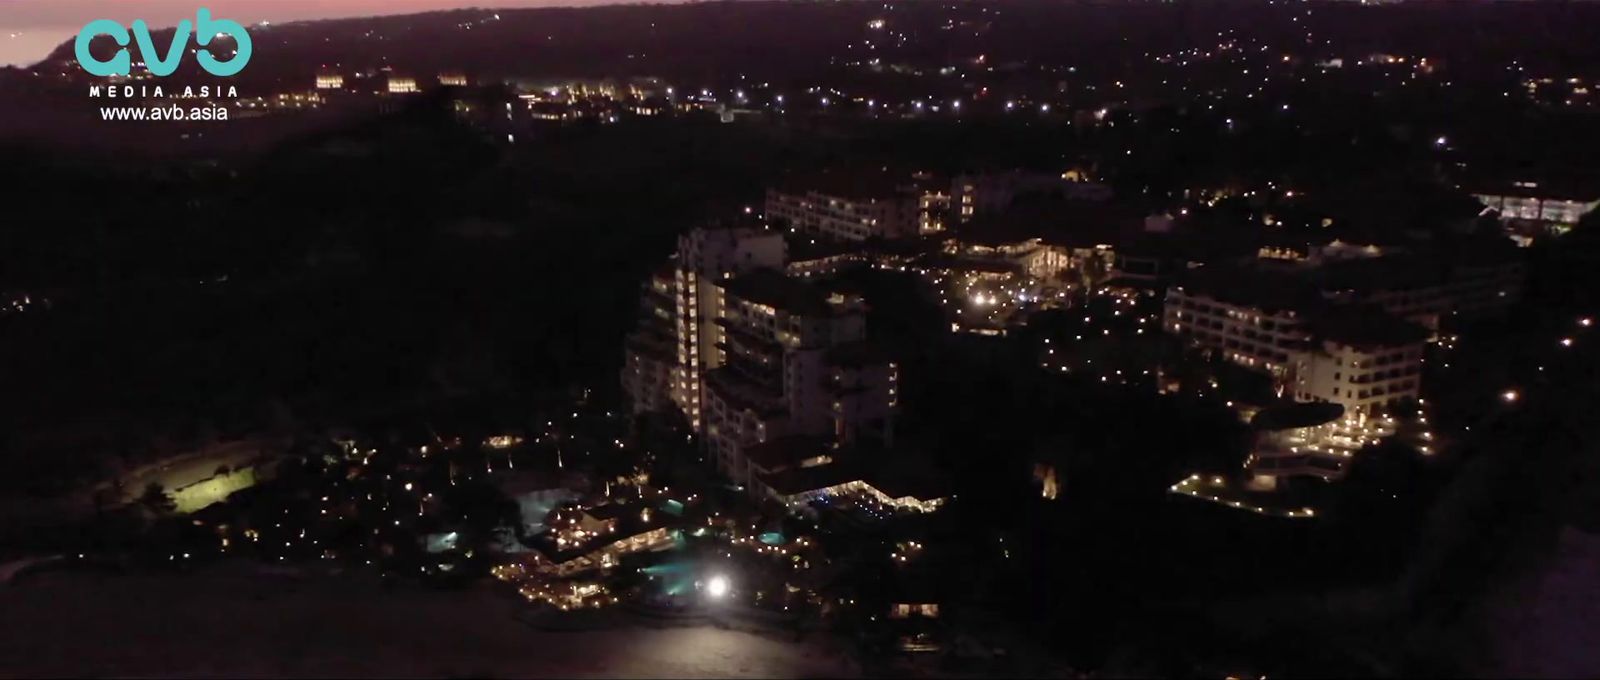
[706,574,730,599]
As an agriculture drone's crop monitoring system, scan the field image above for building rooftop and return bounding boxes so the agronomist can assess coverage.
[762,463,859,497]
[771,167,920,201]
[531,499,673,563]
[744,435,834,472]
[696,213,778,233]
[1314,254,1442,292]
[864,457,949,503]
[786,236,870,263]
[717,268,840,317]
[1252,402,1345,431]
[583,502,633,522]
[1308,305,1430,349]
[760,447,947,503]
[1171,265,1323,314]
[1314,239,1521,293]
[1463,177,1600,202]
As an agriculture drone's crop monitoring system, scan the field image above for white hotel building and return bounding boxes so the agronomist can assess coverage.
[1164,269,1312,378]
[1289,308,1428,416]
[764,170,925,242]
[1313,249,1525,331]
[1164,268,1430,416]
[1166,243,1521,399]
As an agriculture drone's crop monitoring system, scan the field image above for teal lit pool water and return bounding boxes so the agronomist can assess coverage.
[638,531,698,596]
[641,558,695,596]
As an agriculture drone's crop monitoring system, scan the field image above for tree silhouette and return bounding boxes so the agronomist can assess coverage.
[139,482,176,514]
[1073,252,1111,299]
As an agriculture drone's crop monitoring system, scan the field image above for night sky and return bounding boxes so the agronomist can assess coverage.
[0,0,666,66]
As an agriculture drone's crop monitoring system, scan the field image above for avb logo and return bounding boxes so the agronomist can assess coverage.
[75,8,252,77]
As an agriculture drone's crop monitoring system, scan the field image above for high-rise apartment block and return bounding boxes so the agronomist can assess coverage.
[622,223,897,495]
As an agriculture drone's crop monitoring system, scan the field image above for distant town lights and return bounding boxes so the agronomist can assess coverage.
[1502,389,1520,403]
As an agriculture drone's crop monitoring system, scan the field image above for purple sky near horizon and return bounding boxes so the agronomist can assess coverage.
[0,0,653,66]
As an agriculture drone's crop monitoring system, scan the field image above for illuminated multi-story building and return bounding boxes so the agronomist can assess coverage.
[387,76,420,94]
[1164,268,1314,377]
[621,266,680,415]
[1167,284,1426,417]
[765,170,926,242]
[1165,253,1497,416]
[917,184,952,235]
[702,270,896,489]
[1290,307,1428,416]
[621,223,789,420]
[315,73,344,90]
[1313,246,1525,330]
[622,224,898,496]
[1472,181,1598,237]
[237,91,324,112]
[767,168,1111,240]
[944,235,1075,282]
[1169,238,1523,367]
[670,225,788,429]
